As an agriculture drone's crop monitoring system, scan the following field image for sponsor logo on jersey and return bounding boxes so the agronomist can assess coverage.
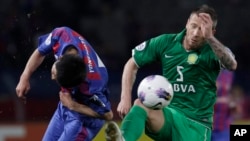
[165,54,174,58]
[173,83,196,93]
[187,53,198,64]
[45,33,52,45]
[79,37,94,73]
[135,42,146,51]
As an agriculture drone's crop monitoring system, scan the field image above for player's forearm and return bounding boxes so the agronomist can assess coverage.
[206,37,237,70]
[21,49,45,79]
[121,58,138,101]
[68,102,113,120]
[69,102,101,118]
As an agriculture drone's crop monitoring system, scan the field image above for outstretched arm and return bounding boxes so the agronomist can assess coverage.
[59,91,113,120]
[117,57,139,118]
[16,49,45,101]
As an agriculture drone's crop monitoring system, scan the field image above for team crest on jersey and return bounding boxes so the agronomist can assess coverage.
[135,42,146,51]
[187,53,198,64]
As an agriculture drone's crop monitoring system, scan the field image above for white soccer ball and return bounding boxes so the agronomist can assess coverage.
[137,75,174,110]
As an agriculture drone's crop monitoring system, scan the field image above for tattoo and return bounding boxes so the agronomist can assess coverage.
[206,37,236,70]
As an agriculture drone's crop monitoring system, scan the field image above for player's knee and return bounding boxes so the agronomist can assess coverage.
[134,98,143,106]
[134,99,149,111]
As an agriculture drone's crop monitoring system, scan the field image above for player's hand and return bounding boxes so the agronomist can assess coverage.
[198,13,214,39]
[16,79,30,103]
[59,91,74,110]
[117,98,132,119]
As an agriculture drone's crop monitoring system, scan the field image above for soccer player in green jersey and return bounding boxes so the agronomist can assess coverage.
[105,4,237,141]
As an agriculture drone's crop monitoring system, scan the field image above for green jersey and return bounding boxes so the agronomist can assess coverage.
[133,30,221,128]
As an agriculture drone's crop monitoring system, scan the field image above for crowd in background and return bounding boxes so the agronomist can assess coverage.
[0,0,250,122]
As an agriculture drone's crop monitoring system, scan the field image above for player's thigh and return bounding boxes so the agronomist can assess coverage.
[145,107,172,140]
[170,108,211,141]
[173,117,212,141]
[42,110,64,141]
[58,118,104,141]
[146,107,212,141]
[146,109,165,133]
[134,99,165,132]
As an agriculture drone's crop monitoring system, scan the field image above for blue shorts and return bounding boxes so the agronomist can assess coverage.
[42,93,111,141]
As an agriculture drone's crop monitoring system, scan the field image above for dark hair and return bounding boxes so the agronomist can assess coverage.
[55,54,86,88]
[191,4,218,29]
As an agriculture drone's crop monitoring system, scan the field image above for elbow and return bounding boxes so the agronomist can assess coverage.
[231,61,237,71]
[227,60,238,71]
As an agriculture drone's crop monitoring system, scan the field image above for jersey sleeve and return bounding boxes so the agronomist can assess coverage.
[37,33,54,55]
[132,34,167,67]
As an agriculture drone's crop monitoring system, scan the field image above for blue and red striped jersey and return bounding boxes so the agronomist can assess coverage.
[37,26,109,97]
[213,70,234,131]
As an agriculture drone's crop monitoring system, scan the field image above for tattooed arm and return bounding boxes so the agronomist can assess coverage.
[206,36,237,71]
[198,13,237,71]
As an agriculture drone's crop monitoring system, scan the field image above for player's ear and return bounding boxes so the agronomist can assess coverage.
[186,16,191,29]
[212,29,216,35]
[51,61,58,80]
[185,19,189,29]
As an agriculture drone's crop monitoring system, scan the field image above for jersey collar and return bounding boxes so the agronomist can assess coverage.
[174,29,186,42]
[174,29,210,53]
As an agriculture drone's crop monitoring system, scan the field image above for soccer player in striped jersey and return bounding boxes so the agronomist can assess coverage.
[107,4,237,141]
[16,26,113,141]
[212,70,234,141]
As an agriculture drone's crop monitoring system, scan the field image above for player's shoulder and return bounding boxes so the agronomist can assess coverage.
[152,33,175,39]
[152,31,181,41]
[150,32,180,46]
[55,26,72,30]
[202,43,215,53]
[53,26,74,33]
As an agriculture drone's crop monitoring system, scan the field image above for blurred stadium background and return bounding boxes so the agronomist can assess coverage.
[0,0,250,140]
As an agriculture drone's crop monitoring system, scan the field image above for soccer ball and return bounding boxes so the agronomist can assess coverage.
[137,75,174,110]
